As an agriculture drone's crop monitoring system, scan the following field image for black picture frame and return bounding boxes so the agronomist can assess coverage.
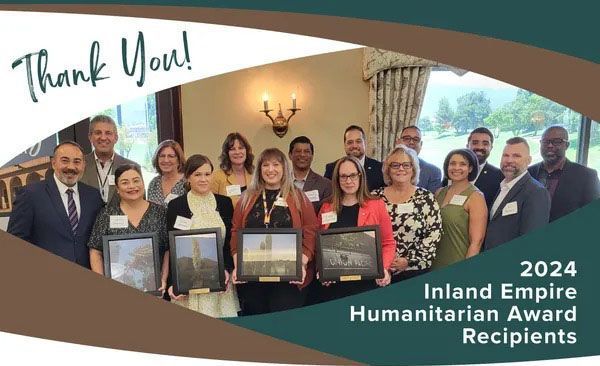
[102,232,161,295]
[316,225,384,282]
[168,228,226,295]
[237,228,302,282]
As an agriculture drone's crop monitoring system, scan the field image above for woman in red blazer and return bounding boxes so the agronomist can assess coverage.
[230,148,318,315]
[318,155,395,302]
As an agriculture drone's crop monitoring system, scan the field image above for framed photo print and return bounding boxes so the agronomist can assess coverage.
[102,233,161,295]
[237,228,302,282]
[169,228,226,295]
[316,225,384,282]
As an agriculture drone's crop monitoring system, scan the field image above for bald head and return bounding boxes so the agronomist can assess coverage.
[541,125,569,166]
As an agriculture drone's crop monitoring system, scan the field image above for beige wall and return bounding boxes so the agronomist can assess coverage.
[181,48,369,175]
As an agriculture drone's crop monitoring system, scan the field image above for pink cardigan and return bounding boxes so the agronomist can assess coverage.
[318,199,395,270]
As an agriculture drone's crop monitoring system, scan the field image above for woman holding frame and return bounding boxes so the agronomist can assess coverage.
[230,148,318,315]
[317,156,395,302]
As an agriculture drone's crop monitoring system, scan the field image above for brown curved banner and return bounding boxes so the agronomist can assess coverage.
[1,5,599,121]
[0,5,598,364]
[0,231,358,364]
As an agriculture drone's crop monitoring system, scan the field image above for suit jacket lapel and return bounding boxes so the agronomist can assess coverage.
[302,170,318,192]
[491,174,529,221]
[83,154,99,189]
[45,178,74,238]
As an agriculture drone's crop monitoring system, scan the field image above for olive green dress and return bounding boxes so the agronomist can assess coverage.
[431,184,476,269]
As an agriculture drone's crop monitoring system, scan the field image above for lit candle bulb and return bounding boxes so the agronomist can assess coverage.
[291,92,297,109]
[262,92,269,110]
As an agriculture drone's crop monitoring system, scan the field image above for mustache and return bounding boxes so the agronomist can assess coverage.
[61,169,79,175]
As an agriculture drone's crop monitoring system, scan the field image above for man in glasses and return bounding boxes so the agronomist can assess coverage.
[396,126,442,193]
[528,125,599,222]
[80,114,137,204]
[324,125,384,191]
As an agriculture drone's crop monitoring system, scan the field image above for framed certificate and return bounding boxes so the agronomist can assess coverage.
[102,233,161,295]
[169,228,226,295]
[316,225,384,282]
[237,228,302,282]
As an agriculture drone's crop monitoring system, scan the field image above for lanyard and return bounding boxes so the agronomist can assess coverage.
[95,160,114,199]
[262,189,282,228]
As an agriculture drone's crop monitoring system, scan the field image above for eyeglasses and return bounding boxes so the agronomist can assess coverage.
[401,136,421,144]
[541,138,568,147]
[389,162,412,170]
[339,173,361,182]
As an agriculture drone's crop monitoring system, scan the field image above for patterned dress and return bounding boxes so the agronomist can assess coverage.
[371,187,442,272]
[171,191,240,318]
[147,175,186,207]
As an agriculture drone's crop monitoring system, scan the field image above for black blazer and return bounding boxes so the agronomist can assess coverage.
[475,162,504,210]
[484,172,550,251]
[528,160,600,222]
[7,178,104,268]
[166,193,234,271]
[324,156,384,191]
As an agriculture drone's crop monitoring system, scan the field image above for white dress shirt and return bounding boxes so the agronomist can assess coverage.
[490,170,528,218]
[94,152,115,202]
[53,174,81,219]
[293,170,310,190]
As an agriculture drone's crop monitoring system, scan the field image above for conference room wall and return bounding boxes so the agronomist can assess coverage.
[181,48,370,174]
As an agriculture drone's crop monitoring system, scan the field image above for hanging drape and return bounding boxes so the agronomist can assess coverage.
[363,48,466,160]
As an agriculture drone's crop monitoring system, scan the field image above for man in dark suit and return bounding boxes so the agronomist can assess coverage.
[467,127,504,209]
[528,126,600,222]
[80,114,136,204]
[289,136,332,213]
[7,141,104,268]
[396,126,442,193]
[484,137,550,250]
[324,125,384,191]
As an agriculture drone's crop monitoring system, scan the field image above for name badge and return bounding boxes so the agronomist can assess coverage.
[397,202,414,214]
[109,215,128,229]
[164,193,179,204]
[274,197,288,207]
[450,195,468,206]
[321,211,338,225]
[107,175,115,186]
[226,185,242,197]
[502,201,518,216]
[174,215,193,230]
[305,190,320,202]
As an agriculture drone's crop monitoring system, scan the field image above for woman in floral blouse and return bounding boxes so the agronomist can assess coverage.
[372,145,442,283]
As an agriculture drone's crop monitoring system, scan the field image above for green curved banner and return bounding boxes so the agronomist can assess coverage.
[227,200,599,365]
[0,1,598,63]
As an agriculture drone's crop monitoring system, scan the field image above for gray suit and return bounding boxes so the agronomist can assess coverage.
[80,152,136,204]
[301,169,333,213]
[418,158,442,193]
[484,172,550,251]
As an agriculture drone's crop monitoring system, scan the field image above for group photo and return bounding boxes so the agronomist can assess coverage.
[2,47,599,318]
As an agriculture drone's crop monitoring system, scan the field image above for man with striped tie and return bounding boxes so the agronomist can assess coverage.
[8,141,104,268]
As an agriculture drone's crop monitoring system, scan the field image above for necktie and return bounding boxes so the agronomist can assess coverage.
[66,188,79,234]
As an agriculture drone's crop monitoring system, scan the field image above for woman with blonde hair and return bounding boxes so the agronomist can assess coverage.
[230,148,317,315]
[372,145,442,283]
[318,156,395,302]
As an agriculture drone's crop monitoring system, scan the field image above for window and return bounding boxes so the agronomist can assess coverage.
[418,70,584,171]
[92,93,159,188]
[589,120,600,173]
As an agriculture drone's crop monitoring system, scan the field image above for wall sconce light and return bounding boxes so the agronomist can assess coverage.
[260,92,301,138]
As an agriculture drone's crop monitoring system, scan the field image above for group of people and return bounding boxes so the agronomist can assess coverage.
[7,114,599,318]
